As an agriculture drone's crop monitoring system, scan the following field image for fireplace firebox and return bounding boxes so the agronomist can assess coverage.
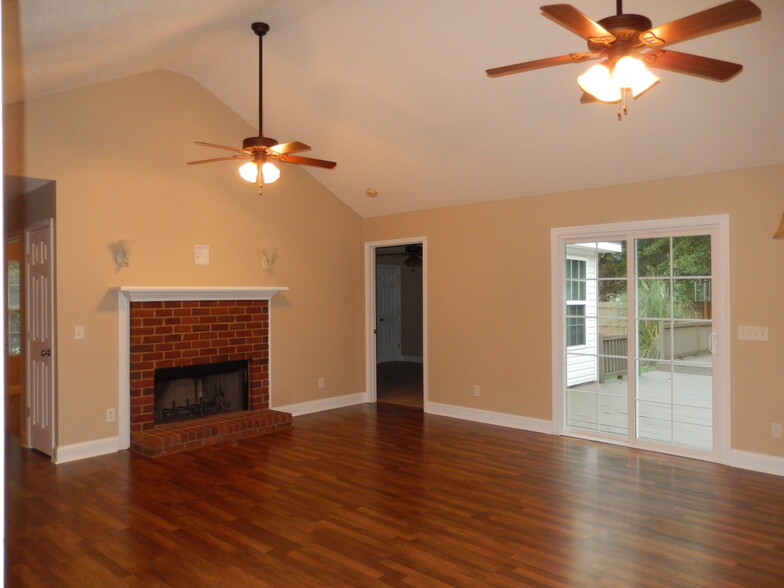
[154,360,248,425]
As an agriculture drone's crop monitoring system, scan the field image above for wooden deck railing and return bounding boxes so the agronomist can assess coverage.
[598,322,710,381]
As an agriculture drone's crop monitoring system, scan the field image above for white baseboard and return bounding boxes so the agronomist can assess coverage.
[54,436,120,464]
[728,449,784,477]
[426,402,553,434]
[273,392,369,417]
[46,406,783,479]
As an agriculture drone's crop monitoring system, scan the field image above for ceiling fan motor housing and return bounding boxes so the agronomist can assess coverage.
[589,13,654,52]
[242,136,279,150]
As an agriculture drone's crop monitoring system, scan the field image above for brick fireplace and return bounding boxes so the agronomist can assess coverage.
[118,287,292,456]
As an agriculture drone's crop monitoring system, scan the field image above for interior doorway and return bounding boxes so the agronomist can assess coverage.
[4,175,57,453]
[367,239,426,410]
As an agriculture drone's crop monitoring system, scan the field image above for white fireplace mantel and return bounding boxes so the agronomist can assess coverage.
[119,286,288,302]
[115,286,288,451]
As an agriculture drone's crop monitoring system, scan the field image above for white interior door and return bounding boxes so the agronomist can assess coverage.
[26,220,56,456]
[376,265,401,363]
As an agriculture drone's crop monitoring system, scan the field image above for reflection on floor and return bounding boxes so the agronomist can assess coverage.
[6,392,21,437]
[377,361,423,409]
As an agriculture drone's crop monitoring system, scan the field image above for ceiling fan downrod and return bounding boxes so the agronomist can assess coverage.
[251,22,270,138]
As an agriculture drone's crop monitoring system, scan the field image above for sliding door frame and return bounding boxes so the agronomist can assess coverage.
[551,215,731,463]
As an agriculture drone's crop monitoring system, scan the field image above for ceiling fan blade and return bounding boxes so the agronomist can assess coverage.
[269,141,311,155]
[273,154,337,169]
[186,154,252,165]
[642,0,761,47]
[194,141,248,153]
[486,52,597,78]
[579,92,598,104]
[644,50,743,81]
[540,4,615,45]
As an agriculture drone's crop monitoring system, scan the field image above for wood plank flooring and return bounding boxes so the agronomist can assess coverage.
[376,362,423,409]
[6,403,784,587]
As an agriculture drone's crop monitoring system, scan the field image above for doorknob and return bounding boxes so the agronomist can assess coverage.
[379,318,384,322]
[40,349,51,357]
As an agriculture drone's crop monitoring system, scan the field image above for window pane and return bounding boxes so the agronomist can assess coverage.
[566,305,586,347]
[567,388,597,431]
[675,278,711,319]
[598,279,626,314]
[7,261,21,356]
[8,261,20,309]
[598,242,626,278]
[673,235,711,277]
[599,317,626,339]
[637,237,670,277]
[638,399,672,444]
[637,279,671,318]
[566,259,587,302]
[9,334,21,356]
[637,320,670,360]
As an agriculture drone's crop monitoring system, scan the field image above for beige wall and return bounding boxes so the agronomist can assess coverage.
[364,165,784,458]
[4,70,365,446]
[4,67,783,461]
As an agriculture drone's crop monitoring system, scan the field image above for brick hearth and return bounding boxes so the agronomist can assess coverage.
[131,409,292,457]
[124,293,291,456]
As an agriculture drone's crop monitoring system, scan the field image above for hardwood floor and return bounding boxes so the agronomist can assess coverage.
[6,403,784,587]
[376,361,423,409]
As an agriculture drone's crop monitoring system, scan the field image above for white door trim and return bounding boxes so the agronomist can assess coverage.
[551,215,731,463]
[364,237,427,406]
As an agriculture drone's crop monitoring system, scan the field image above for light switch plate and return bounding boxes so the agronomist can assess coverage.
[194,245,209,265]
[738,326,768,341]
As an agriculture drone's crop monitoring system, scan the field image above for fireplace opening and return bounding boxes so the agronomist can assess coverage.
[154,360,249,425]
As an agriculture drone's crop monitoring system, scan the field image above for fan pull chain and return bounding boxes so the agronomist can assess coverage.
[617,89,629,121]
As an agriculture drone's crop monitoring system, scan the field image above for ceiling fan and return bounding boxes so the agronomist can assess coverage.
[486,1,761,117]
[187,22,336,194]
[378,245,423,269]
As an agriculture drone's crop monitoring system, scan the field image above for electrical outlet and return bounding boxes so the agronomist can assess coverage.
[473,385,480,397]
[773,423,782,439]
[106,408,116,423]
[318,377,325,389]
[74,325,84,340]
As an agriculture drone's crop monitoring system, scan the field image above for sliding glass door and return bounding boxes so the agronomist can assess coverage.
[564,240,630,437]
[554,217,727,461]
[635,235,713,451]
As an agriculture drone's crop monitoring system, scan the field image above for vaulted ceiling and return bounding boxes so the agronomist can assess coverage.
[6,0,784,217]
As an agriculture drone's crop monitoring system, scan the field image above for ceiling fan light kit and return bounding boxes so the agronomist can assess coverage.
[187,22,336,195]
[577,56,659,103]
[486,1,762,119]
